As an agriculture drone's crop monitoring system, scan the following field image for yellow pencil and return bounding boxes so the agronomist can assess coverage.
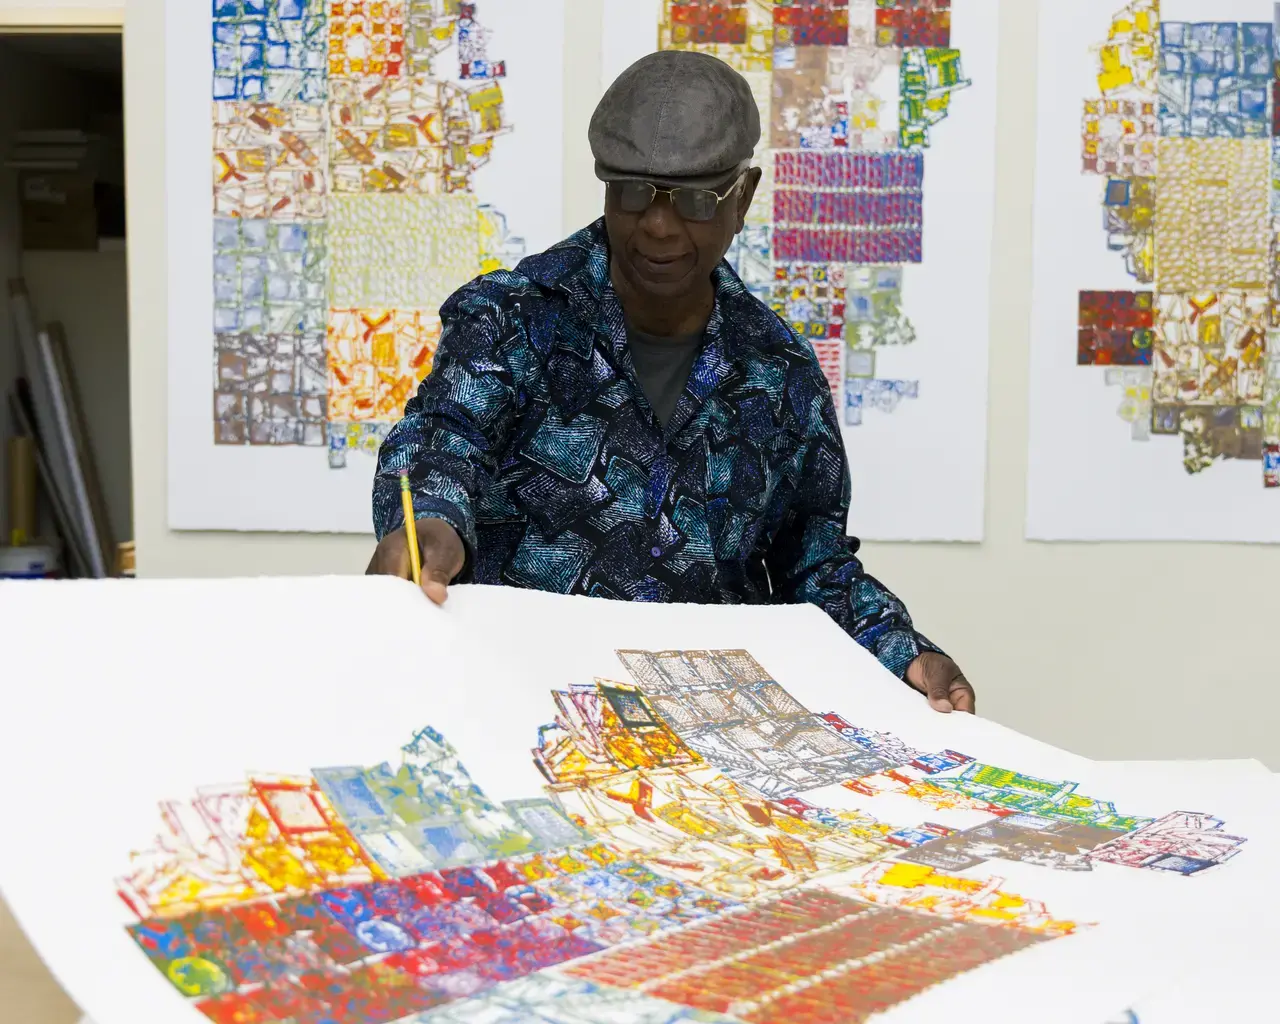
[399,471,422,586]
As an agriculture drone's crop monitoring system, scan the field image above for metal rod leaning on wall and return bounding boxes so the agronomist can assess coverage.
[46,322,115,569]
[7,279,107,577]
[7,390,89,576]
[34,324,107,576]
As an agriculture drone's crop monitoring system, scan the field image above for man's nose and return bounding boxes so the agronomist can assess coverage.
[638,193,683,238]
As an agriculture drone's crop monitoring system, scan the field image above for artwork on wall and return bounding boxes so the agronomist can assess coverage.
[2,578,1276,1024]
[1029,0,1280,541]
[602,0,1000,542]
[167,0,565,531]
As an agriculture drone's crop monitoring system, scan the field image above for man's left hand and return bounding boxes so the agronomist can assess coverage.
[906,653,975,715]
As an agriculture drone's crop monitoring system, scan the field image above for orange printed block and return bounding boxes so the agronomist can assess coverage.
[329,1,406,79]
[326,308,439,422]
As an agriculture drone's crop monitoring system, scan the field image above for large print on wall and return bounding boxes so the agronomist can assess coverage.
[166,1,565,531]
[603,0,1000,542]
[1028,0,1280,541]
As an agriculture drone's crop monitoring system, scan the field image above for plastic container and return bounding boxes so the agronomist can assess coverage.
[115,541,135,578]
[0,543,61,579]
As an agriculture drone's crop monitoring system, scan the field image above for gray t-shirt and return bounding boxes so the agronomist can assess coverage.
[625,324,704,429]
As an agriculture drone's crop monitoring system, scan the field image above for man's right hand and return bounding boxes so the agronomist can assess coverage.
[366,517,466,606]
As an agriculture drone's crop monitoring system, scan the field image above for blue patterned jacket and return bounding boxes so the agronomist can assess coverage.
[374,220,941,678]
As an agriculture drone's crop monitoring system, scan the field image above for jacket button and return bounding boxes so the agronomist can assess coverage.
[650,546,663,558]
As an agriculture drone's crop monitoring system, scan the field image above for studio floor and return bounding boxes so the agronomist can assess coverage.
[1,895,79,1023]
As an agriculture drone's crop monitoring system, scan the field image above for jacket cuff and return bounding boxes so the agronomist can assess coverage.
[871,629,924,680]
[383,493,476,584]
[914,632,946,658]
[875,631,949,685]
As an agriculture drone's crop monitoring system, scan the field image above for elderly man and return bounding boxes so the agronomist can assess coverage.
[368,51,975,714]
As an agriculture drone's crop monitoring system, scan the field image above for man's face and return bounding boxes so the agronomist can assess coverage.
[604,168,762,304]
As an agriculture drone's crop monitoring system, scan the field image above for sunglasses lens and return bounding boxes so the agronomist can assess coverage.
[672,188,719,222]
[614,181,655,214]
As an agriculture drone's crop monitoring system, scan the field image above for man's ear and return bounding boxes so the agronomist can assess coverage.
[736,166,763,231]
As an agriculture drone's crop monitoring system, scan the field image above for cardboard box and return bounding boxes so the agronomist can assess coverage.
[20,171,99,251]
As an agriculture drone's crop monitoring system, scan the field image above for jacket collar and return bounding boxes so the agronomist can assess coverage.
[516,218,767,363]
[516,220,769,435]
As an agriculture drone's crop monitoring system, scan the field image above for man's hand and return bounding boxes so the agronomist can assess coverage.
[366,517,466,606]
[906,652,976,715]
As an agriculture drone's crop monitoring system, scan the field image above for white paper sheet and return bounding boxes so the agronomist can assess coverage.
[601,1,998,543]
[1121,941,1279,1022]
[1028,0,1280,542]
[2,578,1276,1024]
[167,2,566,532]
[1110,889,1280,1023]
[601,0,662,96]
[1094,772,1280,1023]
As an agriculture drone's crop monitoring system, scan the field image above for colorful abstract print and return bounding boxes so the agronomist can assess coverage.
[210,0,524,469]
[666,0,972,426]
[1080,2,1280,487]
[119,649,1245,1024]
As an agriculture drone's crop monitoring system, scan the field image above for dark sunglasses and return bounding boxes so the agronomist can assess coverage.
[608,172,746,223]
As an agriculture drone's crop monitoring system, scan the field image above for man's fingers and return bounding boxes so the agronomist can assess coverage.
[412,518,466,606]
[366,534,412,579]
[950,676,976,715]
[922,661,954,712]
[421,566,452,606]
[907,653,954,713]
[367,517,464,601]
[906,653,974,715]
[926,680,954,715]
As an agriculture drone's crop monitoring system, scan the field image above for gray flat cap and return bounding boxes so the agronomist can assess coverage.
[590,50,761,189]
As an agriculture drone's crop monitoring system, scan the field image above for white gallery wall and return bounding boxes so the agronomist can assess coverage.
[107,0,1280,768]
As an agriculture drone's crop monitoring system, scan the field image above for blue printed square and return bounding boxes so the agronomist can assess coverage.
[211,0,326,103]
[1160,21,1274,137]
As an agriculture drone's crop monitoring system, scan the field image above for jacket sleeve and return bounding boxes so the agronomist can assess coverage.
[764,364,944,680]
[372,285,520,566]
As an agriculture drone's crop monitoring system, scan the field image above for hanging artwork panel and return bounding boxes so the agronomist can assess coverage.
[1028,0,1280,541]
[167,0,565,531]
[602,0,1000,542]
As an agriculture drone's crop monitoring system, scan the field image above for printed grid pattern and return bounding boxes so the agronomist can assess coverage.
[119,648,1245,1023]
[1079,4,1280,488]
[210,0,521,465]
[658,0,971,428]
